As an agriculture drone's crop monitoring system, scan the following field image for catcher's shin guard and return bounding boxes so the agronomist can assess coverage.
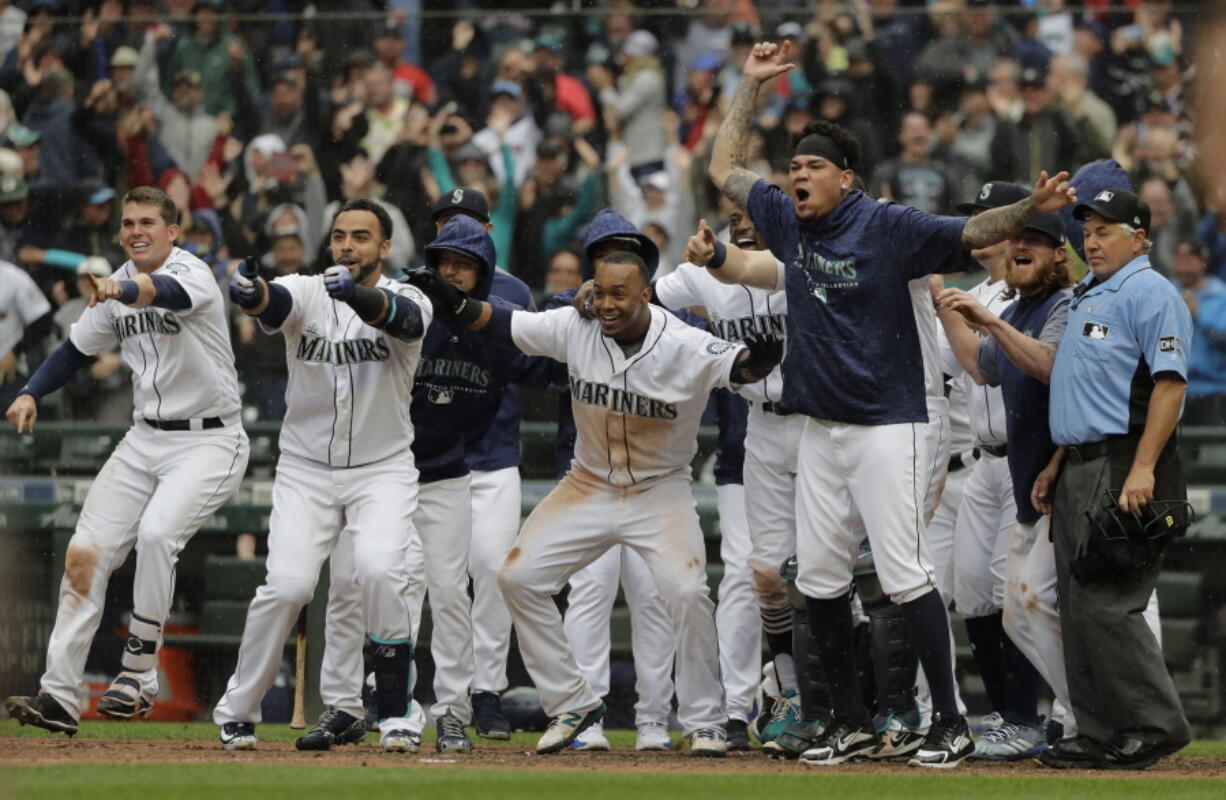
[370,639,414,720]
[785,557,832,723]
[855,552,918,717]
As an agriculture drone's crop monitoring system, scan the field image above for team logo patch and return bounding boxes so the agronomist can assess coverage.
[979,184,992,201]
[705,340,736,356]
[1159,336,1179,352]
[1095,190,1115,202]
[451,188,464,204]
[125,635,144,657]
[1082,322,1110,340]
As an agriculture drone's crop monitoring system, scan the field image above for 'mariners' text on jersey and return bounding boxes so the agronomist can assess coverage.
[111,310,181,341]
[569,373,678,420]
[296,333,391,364]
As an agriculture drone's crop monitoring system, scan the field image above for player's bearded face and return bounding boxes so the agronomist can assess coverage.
[120,202,178,271]
[330,210,389,286]
[1006,231,1062,296]
[788,156,849,220]
[592,259,651,340]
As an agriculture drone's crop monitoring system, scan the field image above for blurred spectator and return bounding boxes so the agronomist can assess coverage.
[146,68,218,181]
[5,122,39,182]
[47,257,131,422]
[544,247,582,298]
[21,66,76,189]
[915,0,1014,88]
[871,112,959,214]
[1197,202,1226,280]
[0,168,58,287]
[0,254,50,408]
[373,22,435,105]
[1138,175,1198,276]
[990,65,1088,184]
[360,62,409,167]
[932,74,994,191]
[717,21,758,109]
[1033,0,1074,56]
[531,35,595,137]
[673,0,733,102]
[250,46,324,155]
[590,30,667,179]
[65,0,142,85]
[512,138,600,291]
[608,124,695,269]
[164,0,260,117]
[811,76,882,177]
[0,1,25,64]
[1173,239,1226,425]
[1048,53,1116,149]
[473,80,540,188]
[19,179,123,282]
[430,19,486,120]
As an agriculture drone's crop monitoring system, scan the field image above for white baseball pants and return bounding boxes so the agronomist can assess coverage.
[743,407,803,610]
[563,545,675,727]
[714,482,761,723]
[498,467,725,734]
[214,450,415,727]
[927,454,975,606]
[41,423,248,718]
[468,467,522,694]
[953,453,1016,619]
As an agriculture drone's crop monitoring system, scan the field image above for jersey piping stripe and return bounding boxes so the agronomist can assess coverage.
[327,300,340,466]
[618,313,668,485]
[163,427,246,616]
[599,333,617,482]
[148,329,164,420]
[343,311,361,468]
[910,422,928,581]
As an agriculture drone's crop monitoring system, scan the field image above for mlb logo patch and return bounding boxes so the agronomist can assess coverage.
[1160,336,1179,352]
[1095,190,1115,202]
[1083,322,1110,340]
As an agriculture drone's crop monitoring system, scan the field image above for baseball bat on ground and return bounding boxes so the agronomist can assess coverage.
[289,606,307,729]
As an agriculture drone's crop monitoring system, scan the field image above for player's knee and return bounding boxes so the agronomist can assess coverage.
[496,561,526,596]
[749,561,788,606]
[262,573,316,608]
[351,547,400,585]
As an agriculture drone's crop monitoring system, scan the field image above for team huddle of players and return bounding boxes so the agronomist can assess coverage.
[5,41,1194,774]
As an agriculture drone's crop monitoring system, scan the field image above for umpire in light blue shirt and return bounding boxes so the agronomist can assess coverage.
[1039,188,1193,770]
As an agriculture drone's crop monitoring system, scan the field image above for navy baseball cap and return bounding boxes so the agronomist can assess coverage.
[1023,211,1066,246]
[1074,188,1151,233]
[956,181,1028,214]
[430,186,490,224]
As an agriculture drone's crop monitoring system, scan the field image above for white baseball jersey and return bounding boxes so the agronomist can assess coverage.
[654,261,786,404]
[511,305,744,485]
[263,274,433,468]
[0,260,50,354]
[908,276,945,403]
[950,278,1012,446]
[68,247,241,423]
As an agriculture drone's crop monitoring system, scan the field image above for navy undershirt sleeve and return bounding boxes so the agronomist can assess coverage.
[254,282,292,329]
[378,290,425,341]
[20,339,92,400]
[478,304,514,344]
[148,274,193,310]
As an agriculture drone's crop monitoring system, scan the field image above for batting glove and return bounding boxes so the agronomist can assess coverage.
[733,334,785,383]
[324,265,357,301]
[405,268,478,322]
[229,256,265,309]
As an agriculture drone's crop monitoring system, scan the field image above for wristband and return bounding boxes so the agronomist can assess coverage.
[117,280,141,304]
[708,240,727,270]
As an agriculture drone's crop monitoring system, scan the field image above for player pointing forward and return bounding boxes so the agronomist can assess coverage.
[213,198,431,751]
[409,249,782,757]
[5,187,250,735]
[703,40,1076,768]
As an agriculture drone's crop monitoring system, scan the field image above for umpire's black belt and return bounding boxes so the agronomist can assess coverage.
[1065,440,1112,465]
[144,417,225,431]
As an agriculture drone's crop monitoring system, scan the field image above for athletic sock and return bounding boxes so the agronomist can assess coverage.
[1002,633,1042,727]
[963,611,1008,716]
[803,593,867,720]
[899,589,960,718]
[762,604,796,691]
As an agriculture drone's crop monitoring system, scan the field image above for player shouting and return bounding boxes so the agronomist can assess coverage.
[5,187,250,735]
[408,247,782,757]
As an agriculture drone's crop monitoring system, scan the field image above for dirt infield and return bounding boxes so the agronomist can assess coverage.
[3,737,1224,779]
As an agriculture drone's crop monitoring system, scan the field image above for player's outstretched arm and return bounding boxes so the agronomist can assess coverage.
[685,219,780,290]
[324,266,425,341]
[5,340,94,432]
[937,287,1061,384]
[961,171,1077,250]
[86,272,192,311]
[405,268,498,333]
[229,257,292,328]
[709,41,792,209]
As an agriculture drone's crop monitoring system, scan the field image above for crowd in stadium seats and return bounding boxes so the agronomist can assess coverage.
[0,0,1223,423]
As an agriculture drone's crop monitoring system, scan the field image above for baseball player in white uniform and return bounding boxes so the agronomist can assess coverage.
[0,259,51,408]
[408,248,783,757]
[212,198,431,752]
[5,187,250,735]
[658,210,789,747]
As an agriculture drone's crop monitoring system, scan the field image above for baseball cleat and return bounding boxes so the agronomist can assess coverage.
[688,727,728,758]
[1036,735,1105,769]
[799,715,879,766]
[219,722,257,751]
[472,691,511,740]
[536,703,605,754]
[763,718,825,759]
[868,709,927,760]
[635,722,673,751]
[435,712,474,754]
[972,721,1047,761]
[97,672,154,720]
[295,707,366,751]
[380,728,422,753]
[5,694,79,736]
[908,713,974,769]
[724,719,752,752]
[759,689,800,744]
[570,721,610,751]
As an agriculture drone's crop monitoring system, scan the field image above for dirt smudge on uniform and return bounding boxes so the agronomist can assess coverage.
[65,544,98,598]
[505,547,522,566]
[750,563,788,606]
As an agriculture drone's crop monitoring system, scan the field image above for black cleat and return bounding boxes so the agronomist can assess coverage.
[295,707,367,751]
[472,691,511,740]
[725,719,752,751]
[799,715,880,766]
[436,711,474,753]
[219,721,257,751]
[908,713,975,769]
[5,694,79,736]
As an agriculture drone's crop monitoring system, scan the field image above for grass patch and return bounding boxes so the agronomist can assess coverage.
[3,764,1225,800]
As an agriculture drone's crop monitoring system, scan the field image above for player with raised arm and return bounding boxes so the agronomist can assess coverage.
[5,187,250,735]
[212,198,430,752]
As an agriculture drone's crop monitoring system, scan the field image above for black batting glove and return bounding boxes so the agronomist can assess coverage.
[405,268,482,325]
[731,334,784,383]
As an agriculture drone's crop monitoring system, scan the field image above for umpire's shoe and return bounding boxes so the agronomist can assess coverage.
[97,672,153,720]
[908,713,974,769]
[536,702,606,755]
[296,707,367,751]
[472,691,511,740]
[436,711,474,754]
[799,714,879,766]
[5,694,79,736]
